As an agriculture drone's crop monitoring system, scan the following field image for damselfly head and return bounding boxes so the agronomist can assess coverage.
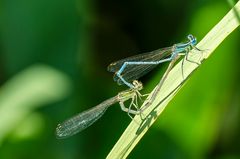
[187,34,197,46]
[132,80,143,90]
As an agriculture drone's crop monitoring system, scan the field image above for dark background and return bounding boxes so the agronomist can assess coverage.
[0,0,239,158]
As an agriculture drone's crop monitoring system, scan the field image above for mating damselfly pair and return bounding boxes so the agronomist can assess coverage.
[56,34,200,139]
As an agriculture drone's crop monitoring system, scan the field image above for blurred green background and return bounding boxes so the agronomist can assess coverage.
[0,0,239,158]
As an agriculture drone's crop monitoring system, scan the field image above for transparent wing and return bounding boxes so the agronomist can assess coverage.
[56,97,118,139]
[107,47,173,85]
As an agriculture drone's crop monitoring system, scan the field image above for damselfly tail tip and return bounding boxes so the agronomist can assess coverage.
[132,80,143,90]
